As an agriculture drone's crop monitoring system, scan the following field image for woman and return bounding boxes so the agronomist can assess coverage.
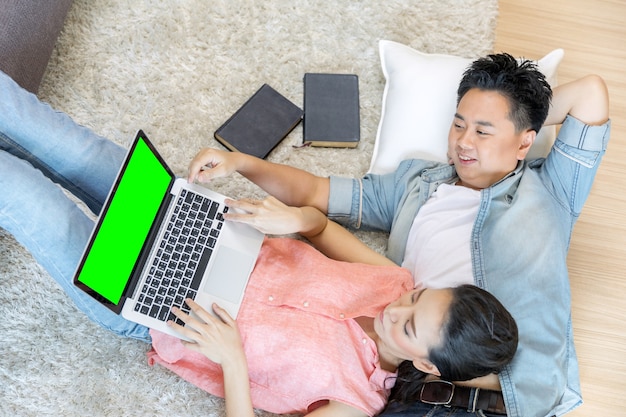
[151,236,517,416]
[0,70,517,416]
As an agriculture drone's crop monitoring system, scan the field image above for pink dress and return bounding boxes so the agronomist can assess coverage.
[147,238,414,416]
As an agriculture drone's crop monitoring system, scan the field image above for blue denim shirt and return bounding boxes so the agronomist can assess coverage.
[327,115,611,417]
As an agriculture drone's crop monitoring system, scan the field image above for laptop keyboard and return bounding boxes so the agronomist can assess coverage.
[133,188,227,325]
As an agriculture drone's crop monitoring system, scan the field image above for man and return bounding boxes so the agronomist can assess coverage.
[188,54,611,416]
[0,65,516,417]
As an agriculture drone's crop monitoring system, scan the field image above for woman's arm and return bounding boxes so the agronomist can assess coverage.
[302,218,396,266]
[304,400,368,417]
[544,74,609,126]
[168,300,254,417]
[225,197,395,266]
[188,147,330,212]
[168,300,372,417]
[221,357,254,417]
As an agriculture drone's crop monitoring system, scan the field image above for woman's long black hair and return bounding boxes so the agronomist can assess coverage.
[383,285,518,411]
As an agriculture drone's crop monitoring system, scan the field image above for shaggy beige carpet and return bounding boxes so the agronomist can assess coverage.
[0,0,497,415]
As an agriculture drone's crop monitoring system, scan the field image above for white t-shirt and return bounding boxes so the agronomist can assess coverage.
[402,183,480,289]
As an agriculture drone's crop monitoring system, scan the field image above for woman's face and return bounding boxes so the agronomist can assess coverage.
[374,288,453,373]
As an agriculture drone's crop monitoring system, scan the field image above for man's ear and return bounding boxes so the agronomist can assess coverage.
[516,129,536,160]
[412,358,441,377]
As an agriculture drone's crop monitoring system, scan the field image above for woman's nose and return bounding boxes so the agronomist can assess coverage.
[388,305,407,323]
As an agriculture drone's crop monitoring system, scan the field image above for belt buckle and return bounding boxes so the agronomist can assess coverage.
[419,380,455,405]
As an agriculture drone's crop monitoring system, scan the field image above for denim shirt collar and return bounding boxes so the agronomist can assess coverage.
[419,160,525,202]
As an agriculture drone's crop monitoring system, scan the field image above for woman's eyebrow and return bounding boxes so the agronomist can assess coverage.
[412,289,425,337]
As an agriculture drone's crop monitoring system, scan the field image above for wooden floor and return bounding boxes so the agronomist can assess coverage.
[494,1,626,416]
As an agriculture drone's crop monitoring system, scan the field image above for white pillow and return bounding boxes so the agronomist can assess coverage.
[368,40,564,174]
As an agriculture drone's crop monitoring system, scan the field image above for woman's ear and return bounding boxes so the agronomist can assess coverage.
[412,358,441,377]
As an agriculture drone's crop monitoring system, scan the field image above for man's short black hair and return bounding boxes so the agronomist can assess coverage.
[457,53,553,134]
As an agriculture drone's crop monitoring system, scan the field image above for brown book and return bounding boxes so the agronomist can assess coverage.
[303,73,360,148]
[214,84,303,159]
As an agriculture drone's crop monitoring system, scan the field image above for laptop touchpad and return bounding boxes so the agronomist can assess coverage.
[202,246,254,303]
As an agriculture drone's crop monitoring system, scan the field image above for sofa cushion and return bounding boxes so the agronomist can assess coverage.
[0,0,74,93]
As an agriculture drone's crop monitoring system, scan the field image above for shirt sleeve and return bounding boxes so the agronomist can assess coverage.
[554,114,610,164]
[328,175,360,228]
[539,115,611,215]
[328,159,441,232]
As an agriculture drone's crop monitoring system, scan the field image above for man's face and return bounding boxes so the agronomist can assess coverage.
[447,88,534,190]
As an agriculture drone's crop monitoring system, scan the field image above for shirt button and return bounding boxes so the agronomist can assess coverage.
[339,313,345,319]
[362,338,367,344]
[303,301,309,308]
[268,296,274,302]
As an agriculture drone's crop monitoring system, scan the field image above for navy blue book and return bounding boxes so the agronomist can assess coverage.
[303,73,360,148]
[214,84,303,159]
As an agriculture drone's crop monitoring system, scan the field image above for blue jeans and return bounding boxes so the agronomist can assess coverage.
[0,70,150,342]
[381,402,502,416]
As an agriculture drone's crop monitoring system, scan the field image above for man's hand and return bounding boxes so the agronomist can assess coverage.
[187,148,242,184]
[187,147,331,213]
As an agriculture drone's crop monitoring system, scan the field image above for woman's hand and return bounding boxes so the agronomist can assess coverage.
[168,299,244,366]
[169,299,255,417]
[224,196,315,235]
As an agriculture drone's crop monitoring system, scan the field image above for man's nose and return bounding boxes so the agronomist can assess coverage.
[456,129,474,149]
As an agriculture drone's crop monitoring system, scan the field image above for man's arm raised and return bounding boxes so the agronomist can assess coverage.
[544,74,609,127]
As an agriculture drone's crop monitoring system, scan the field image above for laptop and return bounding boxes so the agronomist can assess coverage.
[73,130,264,339]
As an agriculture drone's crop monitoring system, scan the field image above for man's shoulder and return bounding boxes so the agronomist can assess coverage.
[394,158,454,180]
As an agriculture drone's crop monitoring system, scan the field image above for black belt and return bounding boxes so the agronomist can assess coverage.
[419,380,507,415]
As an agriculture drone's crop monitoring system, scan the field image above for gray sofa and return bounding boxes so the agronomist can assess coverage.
[0,0,74,93]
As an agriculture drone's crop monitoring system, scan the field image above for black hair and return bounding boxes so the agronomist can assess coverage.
[456,53,552,134]
[384,284,518,410]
